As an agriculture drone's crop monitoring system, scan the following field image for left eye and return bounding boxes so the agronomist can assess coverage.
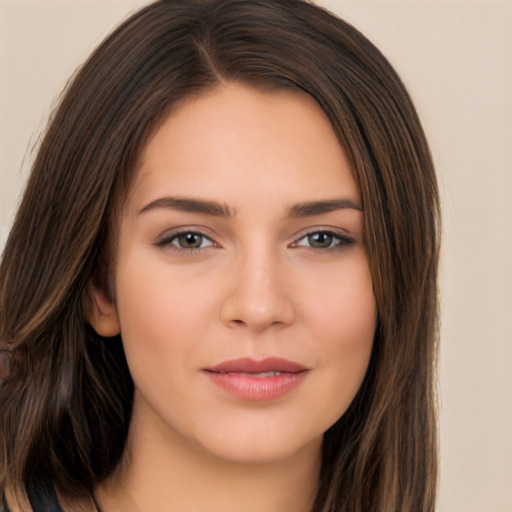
[161,232,214,250]
[294,231,353,249]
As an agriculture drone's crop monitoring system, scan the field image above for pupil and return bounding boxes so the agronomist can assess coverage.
[179,233,202,248]
[309,232,332,248]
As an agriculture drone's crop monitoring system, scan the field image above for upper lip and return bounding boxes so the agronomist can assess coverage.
[205,357,308,374]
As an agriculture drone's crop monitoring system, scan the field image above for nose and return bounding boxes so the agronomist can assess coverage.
[219,249,296,332]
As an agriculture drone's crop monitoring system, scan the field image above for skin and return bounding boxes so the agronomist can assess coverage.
[89,83,376,512]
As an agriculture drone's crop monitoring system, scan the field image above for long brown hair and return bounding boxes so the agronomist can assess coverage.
[0,1,439,510]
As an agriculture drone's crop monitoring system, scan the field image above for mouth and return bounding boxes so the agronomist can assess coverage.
[203,357,309,401]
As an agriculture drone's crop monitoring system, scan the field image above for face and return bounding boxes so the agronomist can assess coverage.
[92,83,376,465]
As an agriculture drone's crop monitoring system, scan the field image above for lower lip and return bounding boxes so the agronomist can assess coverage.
[205,371,307,401]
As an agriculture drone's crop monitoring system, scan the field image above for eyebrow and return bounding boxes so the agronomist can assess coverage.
[138,197,234,217]
[138,196,362,218]
[287,198,362,217]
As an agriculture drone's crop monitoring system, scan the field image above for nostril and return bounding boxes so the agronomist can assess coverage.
[219,269,297,331]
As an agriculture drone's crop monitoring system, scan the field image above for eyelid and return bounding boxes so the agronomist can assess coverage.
[154,227,220,250]
[153,226,355,252]
[290,228,355,249]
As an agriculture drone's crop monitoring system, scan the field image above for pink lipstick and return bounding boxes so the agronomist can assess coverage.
[204,357,308,401]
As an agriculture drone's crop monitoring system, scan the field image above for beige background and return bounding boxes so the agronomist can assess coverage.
[1,1,511,510]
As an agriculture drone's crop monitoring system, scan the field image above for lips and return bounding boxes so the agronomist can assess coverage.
[204,357,309,401]
[206,357,308,374]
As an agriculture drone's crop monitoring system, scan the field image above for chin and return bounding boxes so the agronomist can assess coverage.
[192,420,324,466]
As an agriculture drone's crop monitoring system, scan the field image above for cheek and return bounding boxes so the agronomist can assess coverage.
[113,252,221,374]
[113,257,182,367]
[112,261,209,425]
[303,253,376,349]
[300,256,376,417]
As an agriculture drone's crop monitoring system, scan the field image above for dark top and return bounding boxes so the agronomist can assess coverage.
[0,490,103,512]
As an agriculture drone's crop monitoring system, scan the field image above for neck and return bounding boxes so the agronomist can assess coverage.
[97,405,321,512]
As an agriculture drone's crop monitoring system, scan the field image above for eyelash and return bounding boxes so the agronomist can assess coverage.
[155,229,355,254]
[291,230,355,252]
[155,230,216,253]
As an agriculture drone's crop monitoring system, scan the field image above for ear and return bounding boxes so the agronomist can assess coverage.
[87,283,121,337]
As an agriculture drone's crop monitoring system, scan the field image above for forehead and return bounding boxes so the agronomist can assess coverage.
[128,83,359,213]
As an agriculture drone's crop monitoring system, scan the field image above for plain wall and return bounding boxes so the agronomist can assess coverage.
[1,1,511,510]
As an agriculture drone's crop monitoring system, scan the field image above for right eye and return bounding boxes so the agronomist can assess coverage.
[156,231,214,251]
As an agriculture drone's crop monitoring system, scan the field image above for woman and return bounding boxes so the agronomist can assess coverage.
[0,0,439,510]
